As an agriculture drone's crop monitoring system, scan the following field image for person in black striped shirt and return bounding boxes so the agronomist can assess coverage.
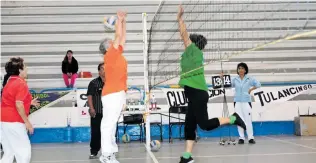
[87,63,105,159]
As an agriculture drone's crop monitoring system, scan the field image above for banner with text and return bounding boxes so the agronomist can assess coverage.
[161,84,315,109]
[252,84,315,113]
[253,84,314,107]
[30,92,69,114]
[162,87,230,107]
[76,89,90,118]
[77,89,88,108]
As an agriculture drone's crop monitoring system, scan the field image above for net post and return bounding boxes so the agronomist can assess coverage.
[142,12,151,149]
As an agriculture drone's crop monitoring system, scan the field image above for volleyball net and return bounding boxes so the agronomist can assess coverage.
[142,0,316,148]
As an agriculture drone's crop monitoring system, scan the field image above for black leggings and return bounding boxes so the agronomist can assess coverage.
[184,86,220,140]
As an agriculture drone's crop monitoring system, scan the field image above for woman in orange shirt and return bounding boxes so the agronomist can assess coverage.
[98,10,127,163]
[1,57,39,163]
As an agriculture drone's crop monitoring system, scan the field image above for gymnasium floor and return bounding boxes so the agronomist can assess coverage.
[19,135,316,163]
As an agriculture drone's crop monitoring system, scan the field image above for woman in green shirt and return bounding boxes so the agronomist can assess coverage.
[177,5,247,163]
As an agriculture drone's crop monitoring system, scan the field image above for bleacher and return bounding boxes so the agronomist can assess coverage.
[1,1,316,93]
[1,1,160,92]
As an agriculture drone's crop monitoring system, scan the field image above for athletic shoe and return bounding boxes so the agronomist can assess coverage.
[238,139,244,144]
[99,155,112,163]
[232,113,247,130]
[249,139,256,144]
[89,154,98,159]
[110,153,120,163]
[179,156,194,163]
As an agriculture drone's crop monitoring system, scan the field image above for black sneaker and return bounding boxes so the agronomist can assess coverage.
[238,139,244,144]
[232,113,246,130]
[89,154,98,159]
[249,139,256,144]
[179,156,194,163]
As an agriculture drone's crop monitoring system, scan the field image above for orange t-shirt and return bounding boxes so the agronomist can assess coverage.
[102,45,127,96]
[1,76,32,123]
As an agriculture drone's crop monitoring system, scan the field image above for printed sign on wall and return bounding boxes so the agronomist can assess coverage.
[76,89,90,118]
[30,92,69,114]
[162,88,228,107]
[76,89,89,108]
[79,107,89,119]
[253,84,314,107]
[161,84,315,108]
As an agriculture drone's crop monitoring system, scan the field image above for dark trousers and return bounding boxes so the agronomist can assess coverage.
[90,113,103,155]
[184,86,220,140]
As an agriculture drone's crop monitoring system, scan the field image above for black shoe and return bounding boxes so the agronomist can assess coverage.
[238,139,244,144]
[232,113,246,130]
[89,154,98,159]
[249,139,256,144]
[179,156,194,163]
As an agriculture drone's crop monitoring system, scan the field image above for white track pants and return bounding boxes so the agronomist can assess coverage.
[1,122,31,163]
[234,102,254,140]
[101,91,126,156]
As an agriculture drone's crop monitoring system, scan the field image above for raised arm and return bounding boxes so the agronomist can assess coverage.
[113,11,127,49]
[120,14,126,47]
[177,5,192,49]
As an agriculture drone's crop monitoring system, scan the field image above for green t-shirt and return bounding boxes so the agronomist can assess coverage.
[178,43,208,91]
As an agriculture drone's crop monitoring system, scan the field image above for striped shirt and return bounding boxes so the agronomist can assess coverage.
[87,76,104,114]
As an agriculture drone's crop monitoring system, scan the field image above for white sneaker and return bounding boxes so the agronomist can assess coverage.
[110,153,120,163]
[99,155,112,163]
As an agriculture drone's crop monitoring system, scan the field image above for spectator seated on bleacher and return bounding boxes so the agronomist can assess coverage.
[61,50,79,88]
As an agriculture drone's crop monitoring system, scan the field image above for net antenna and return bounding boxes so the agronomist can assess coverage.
[143,0,164,150]
[147,1,316,90]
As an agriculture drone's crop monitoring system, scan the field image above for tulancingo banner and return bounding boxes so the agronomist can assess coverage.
[253,84,314,107]
[161,84,315,108]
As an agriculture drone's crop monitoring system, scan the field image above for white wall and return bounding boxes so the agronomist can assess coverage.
[29,101,316,128]
[29,85,316,128]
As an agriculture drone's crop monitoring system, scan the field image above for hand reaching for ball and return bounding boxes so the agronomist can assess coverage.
[117,10,127,20]
[177,5,184,20]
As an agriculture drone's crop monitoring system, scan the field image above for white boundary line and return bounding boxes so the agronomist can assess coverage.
[156,151,316,159]
[31,151,316,162]
[144,143,160,163]
[264,136,316,150]
[30,137,316,150]
[31,156,155,163]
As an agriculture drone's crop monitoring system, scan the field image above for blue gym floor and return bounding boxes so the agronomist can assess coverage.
[3,135,315,163]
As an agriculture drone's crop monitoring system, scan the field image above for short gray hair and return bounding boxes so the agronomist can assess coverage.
[99,38,111,55]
